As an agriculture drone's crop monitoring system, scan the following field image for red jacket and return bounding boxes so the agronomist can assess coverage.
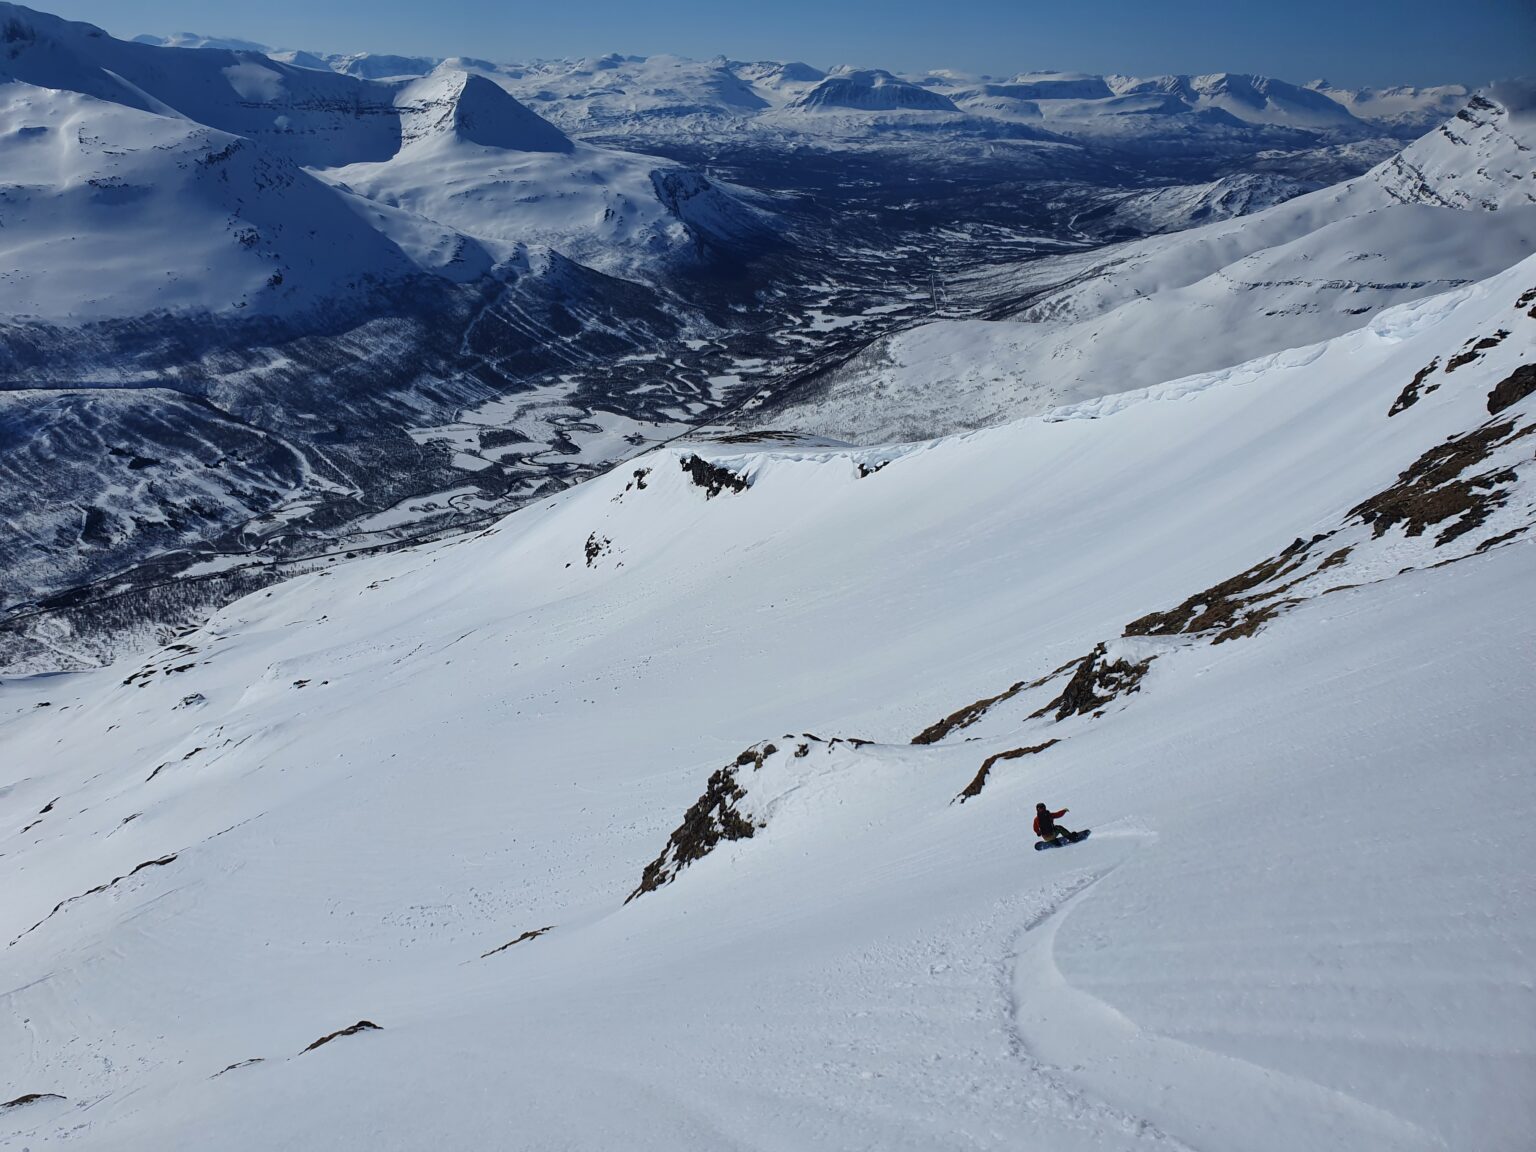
[1033,808,1067,836]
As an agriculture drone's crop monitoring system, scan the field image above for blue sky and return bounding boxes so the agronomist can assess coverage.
[39,0,1536,86]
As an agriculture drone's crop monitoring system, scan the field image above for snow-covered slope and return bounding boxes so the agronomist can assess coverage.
[396,69,572,153]
[920,68,1402,146]
[315,67,770,276]
[0,81,485,323]
[756,93,1536,441]
[1,4,406,167]
[793,67,959,112]
[1070,172,1322,238]
[1113,72,1364,130]
[1306,79,1473,133]
[482,52,771,136]
[0,3,764,317]
[2,241,1533,1151]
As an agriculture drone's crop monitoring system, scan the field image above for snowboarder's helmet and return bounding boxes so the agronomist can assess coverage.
[1036,802,1047,810]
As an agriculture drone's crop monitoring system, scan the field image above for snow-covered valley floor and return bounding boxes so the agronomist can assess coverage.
[2,257,1534,1148]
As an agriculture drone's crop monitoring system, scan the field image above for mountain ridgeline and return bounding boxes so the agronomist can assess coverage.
[0,0,1525,673]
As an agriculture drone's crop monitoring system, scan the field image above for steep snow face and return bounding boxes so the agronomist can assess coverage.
[0,82,472,322]
[316,71,768,275]
[1371,94,1536,210]
[1,257,1533,1151]
[396,70,571,153]
[792,68,959,112]
[755,95,1536,441]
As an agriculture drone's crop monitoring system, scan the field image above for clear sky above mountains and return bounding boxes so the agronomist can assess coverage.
[41,0,1536,87]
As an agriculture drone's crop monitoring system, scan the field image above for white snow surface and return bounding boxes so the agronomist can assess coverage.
[0,5,761,319]
[2,249,1534,1149]
[313,67,764,276]
[0,82,481,321]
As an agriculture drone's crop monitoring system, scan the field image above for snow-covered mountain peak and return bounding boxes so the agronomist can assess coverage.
[734,58,826,96]
[1305,78,1474,131]
[792,67,959,111]
[0,79,482,322]
[130,30,272,53]
[771,60,825,83]
[397,69,572,153]
[1367,91,1536,210]
[998,72,1115,100]
[0,4,404,166]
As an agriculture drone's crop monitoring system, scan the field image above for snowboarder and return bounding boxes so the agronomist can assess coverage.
[1033,802,1084,846]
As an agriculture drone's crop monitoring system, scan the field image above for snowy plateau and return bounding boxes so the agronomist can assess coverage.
[2,3,1535,1150]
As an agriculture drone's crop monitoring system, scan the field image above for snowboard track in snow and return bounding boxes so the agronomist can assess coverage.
[1003,842,1454,1152]
[992,852,1200,1151]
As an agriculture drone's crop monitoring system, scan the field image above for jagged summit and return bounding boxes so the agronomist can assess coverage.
[398,69,572,153]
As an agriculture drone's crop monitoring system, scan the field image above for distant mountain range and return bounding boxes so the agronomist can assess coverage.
[0,0,1517,669]
[747,92,1536,441]
[127,29,1475,141]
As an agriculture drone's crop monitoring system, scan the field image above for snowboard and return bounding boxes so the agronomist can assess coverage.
[1034,829,1090,851]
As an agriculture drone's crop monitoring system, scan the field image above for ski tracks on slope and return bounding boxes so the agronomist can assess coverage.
[1004,831,1448,1152]
[989,837,1198,1152]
